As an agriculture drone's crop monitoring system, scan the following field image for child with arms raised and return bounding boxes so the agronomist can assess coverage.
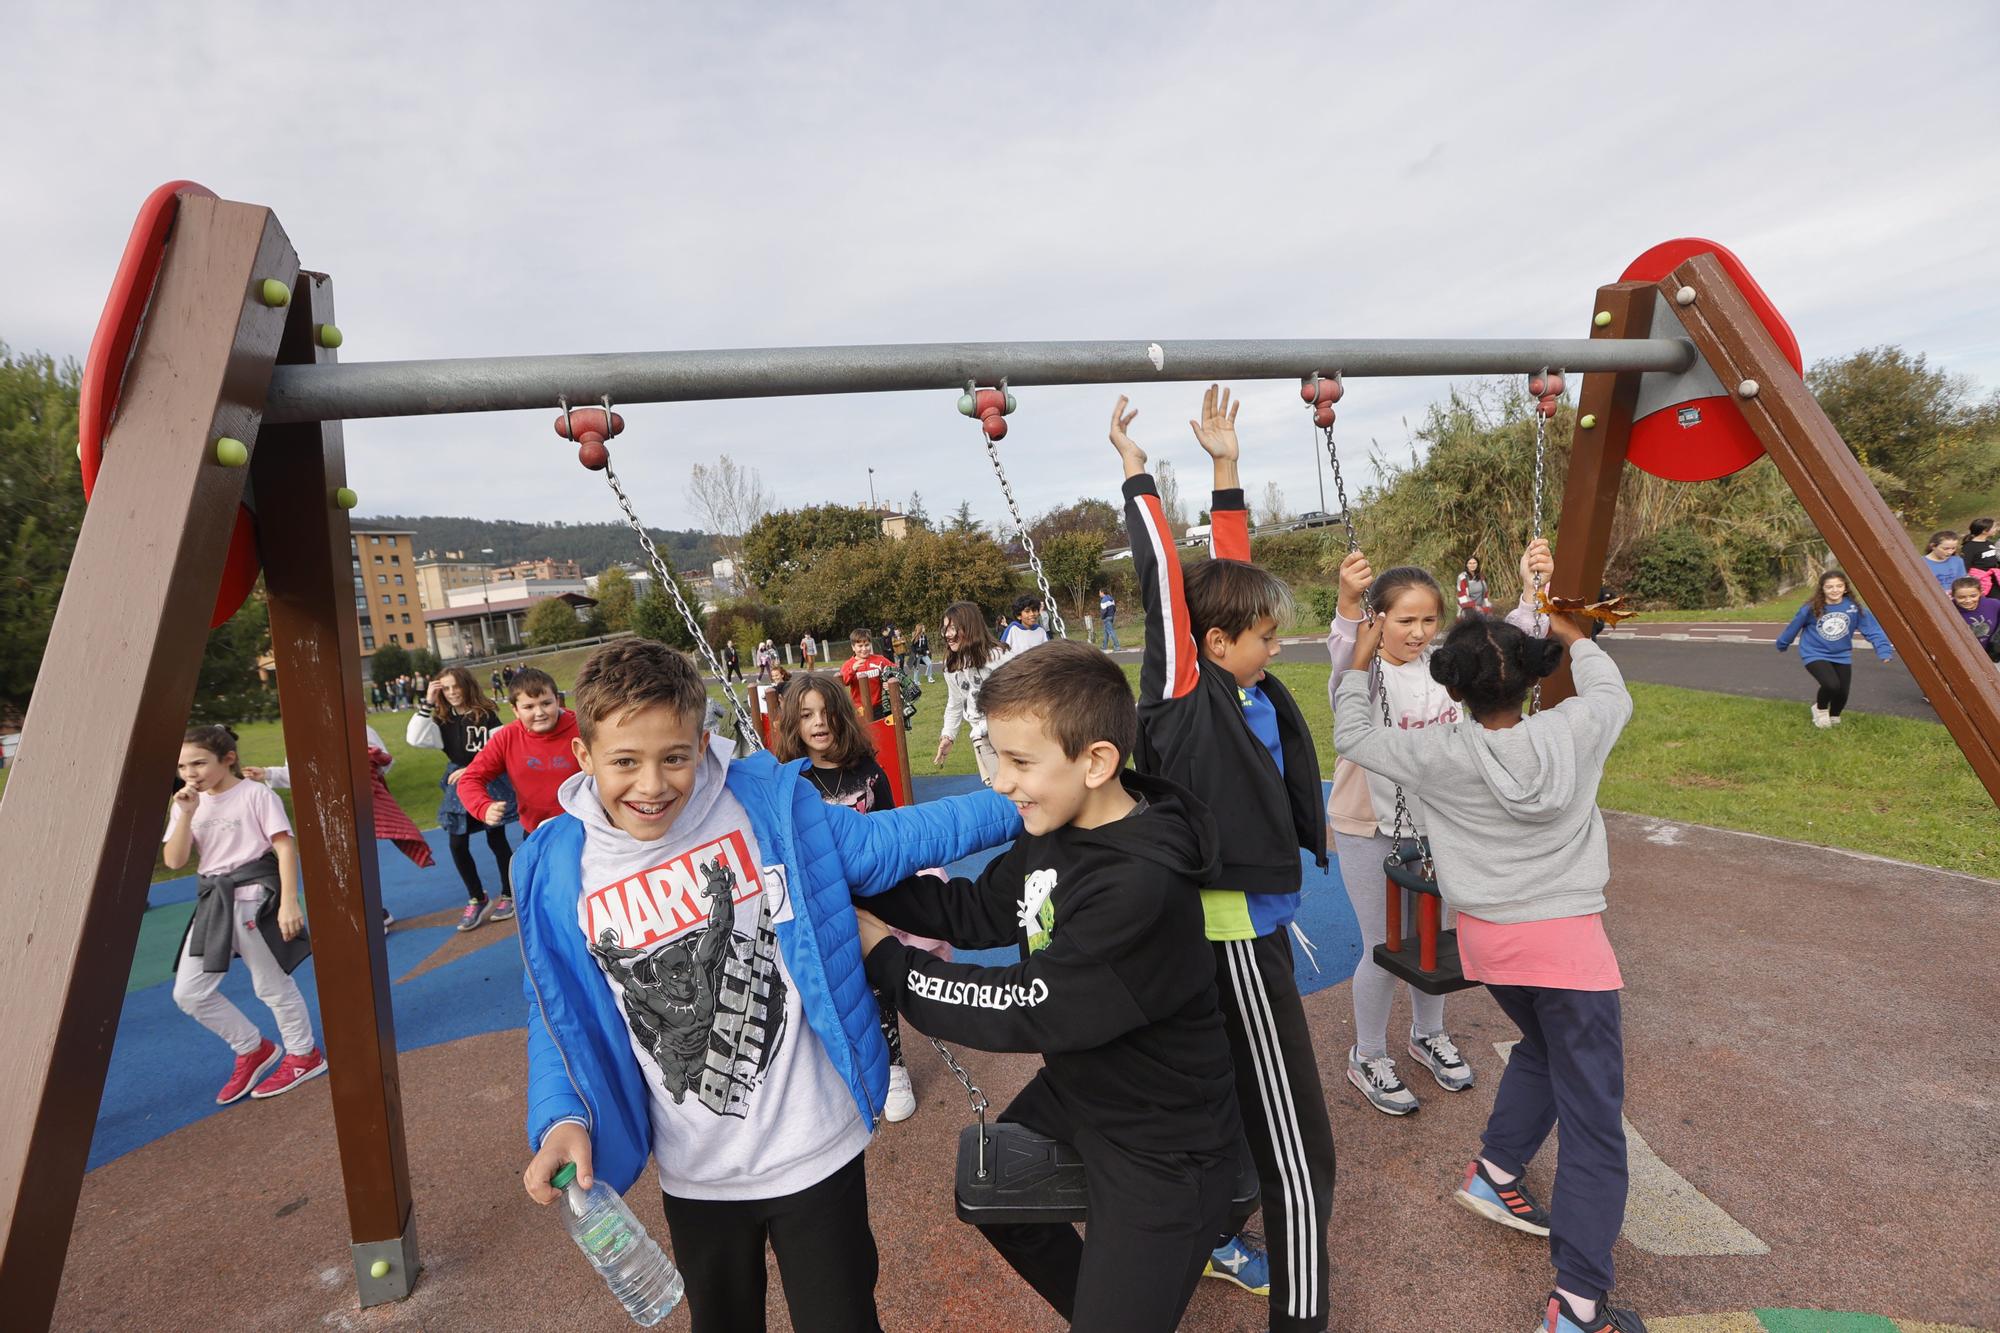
[1118,386,1332,1331]
[855,641,1243,1332]
[1333,608,1645,1333]
[518,639,1019,1333]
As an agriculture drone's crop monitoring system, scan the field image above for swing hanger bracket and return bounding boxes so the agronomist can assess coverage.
[556,394,625,471]
[1300,370,1344,428]
[957,379,1017,440]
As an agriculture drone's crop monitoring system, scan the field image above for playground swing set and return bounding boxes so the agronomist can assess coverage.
[3,181,1998,1326]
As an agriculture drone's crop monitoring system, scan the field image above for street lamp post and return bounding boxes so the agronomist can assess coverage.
[479,548,495,657]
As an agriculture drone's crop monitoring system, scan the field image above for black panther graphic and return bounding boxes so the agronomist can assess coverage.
[590,856,788,1115]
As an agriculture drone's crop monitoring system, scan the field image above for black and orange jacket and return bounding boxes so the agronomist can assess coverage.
[1123,474,1327,893]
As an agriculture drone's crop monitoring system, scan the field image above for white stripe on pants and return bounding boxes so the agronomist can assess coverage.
[173,909,315,1057]
[1334,830,1447,1058]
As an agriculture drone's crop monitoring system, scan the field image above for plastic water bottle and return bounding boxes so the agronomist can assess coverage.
[552,1162,684,1325]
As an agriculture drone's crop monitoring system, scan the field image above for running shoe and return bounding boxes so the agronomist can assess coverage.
[216,1039,280,1105]
[1347,1045,1419,1115]
[251,1048,328,1099]
[381,907,395,928]
[1538,1290,1648,1331]
[456,900,486,932]
[1811,705,1831,729]
[489,895,517,922]
[1408,1030,1475,1091]
[1456,1158,1551,1236]
[883,1066,916,1123]
[1201,1234,1270,1296]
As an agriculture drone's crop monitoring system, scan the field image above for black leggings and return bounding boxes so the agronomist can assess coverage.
[873,987,904,1067]
[447,825,512,902]
[1804,660,1853,716]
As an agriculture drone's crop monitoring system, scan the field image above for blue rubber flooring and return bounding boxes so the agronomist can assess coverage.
[90,777,1362,1172]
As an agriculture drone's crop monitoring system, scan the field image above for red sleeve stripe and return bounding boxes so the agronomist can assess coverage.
[1140,492,1201,699]
[1210,508,1251,562]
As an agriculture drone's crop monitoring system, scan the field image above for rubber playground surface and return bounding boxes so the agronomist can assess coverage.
[57,778,1997,1330]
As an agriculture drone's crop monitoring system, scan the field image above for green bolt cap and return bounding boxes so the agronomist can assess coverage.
[369,1260,391,1279]
[334,487,359,509]
[1003,391,1017,415]
[317,323,343,349]
[1593,310,1612,328]
[259,278,291,308]
[956,392,977,417]
[1579,414,1598,429]
[214,437,249,467]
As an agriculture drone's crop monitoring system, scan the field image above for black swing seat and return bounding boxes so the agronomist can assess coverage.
[1372,837,1479,997]
[954,1123,1261,1227]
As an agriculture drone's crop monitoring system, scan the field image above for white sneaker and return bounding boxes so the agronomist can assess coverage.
[1347,1046,1419,1115]
[1408,1030,1475,1092]
[883,1065,917,1122]
[1827,712,1843,726]
[1811,705,1831,729]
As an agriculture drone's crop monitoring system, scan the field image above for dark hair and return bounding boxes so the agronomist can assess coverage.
[1927,529,1960,553]
[509,667,559,704]
[1464,556,1481,574]
[571,640,707,744]
[1367,566,1446,620]
[1971,518,1996,539]
[1427,616,1565,722]
[1011,594,1042,618]
[182,724,243,776]
[1184,558,1296,645]
[977,638,1137,765]
[1808,570,1852,619]
[771,673,876,769]
[848,626,874,646]
[1952,576,1984,596]
[437,666,499,723]
[941,601,1003,673]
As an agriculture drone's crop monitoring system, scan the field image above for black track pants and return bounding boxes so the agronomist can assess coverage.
[446,825,511,901]
[1803,659,1853,715]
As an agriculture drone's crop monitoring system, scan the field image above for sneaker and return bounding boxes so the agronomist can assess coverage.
[251,1048,328,1099]
[1456,1158,1551,1236]
[883,1065,916,1122]
[1201,1234,1270,1296]
[216,1039,281,1105]
[1539,1290,1648,1331]
[1811,705,1831,729]
[1827,713,1842,726]
[456,900,487,932]
[489,895,517,923]
[1347,1045,1419,1115]
[1409,1030,1475,1091]
[381,907,395,928]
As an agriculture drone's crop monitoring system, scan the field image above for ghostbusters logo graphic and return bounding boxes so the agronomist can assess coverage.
[584,832,788,1118]
[1017,868,1058,955]
[1816,610,1853,641]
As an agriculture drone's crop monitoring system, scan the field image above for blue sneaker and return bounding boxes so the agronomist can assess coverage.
[1202,1233,1270,1295]
[1455,1158,1551,1236]
[1538,1290,1648,1331]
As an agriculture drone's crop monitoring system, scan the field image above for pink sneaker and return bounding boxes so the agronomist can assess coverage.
[251,1048,328,1099]
[456,900,486,932]
[217,1039,280,1105]
[488,895,516,923]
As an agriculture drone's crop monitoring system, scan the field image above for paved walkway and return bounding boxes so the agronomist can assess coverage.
[55,795,1998,1330]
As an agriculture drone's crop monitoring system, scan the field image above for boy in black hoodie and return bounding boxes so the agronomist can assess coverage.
[1116,387,1334,1331]
[856,639,1242,1332]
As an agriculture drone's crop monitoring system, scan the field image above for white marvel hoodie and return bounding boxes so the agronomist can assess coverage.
[558,741,872,1201]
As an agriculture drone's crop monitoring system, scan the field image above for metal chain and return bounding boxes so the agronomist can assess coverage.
[977,388,1067,639]
[1529,374,1552,713]
[927,1035,988,1121]
[1323,424,1361,556]
[599,455,761,747]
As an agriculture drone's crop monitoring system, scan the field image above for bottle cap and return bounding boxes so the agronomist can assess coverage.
[551,1163,577,1189]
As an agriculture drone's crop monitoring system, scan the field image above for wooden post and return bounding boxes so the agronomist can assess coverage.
[1540,282,1654,707]
[0,197,297,1329]
[1666,254,2000,804]
[254,272,419,1303]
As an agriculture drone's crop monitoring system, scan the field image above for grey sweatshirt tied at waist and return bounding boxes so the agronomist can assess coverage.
[180,851,312,975]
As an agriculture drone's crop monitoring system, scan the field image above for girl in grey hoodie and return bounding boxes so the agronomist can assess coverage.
[1332,610,1646,1333]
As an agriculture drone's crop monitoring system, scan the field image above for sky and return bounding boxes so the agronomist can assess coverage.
[5,2,1998,541]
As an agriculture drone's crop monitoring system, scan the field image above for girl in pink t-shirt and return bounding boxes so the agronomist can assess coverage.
[162,725,326,1106]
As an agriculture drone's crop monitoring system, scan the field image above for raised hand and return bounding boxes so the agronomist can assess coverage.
[172,783,200,811]
[1337,549,1375,618]
[1189,384,1240,462]
[1109,396,1147,477]
[1519,537,1554,593]
[1350,615,1385,671]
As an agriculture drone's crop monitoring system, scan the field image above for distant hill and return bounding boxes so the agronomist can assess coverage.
[358,514,721,575]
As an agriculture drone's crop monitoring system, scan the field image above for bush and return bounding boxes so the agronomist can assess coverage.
[706,599,783,662]
[408,647,442,678]
[1629,526,1717,609]
[525,598,586,648]
[368,640,412,683]
[1303,584,1341,625]
[1250,530,1334,585]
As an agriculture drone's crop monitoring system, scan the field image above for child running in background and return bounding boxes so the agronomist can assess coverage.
[1003,595,1051,653]
[1949,577,2000,662]
[936,600,1011,784]
[854,641,1244,1331]
[457,668,581,860]
[163,725,326,1104]
[409,667,518,931]
[1324,538,1553,1116]
[839,626,899,721]
[1119,386,1332,1331]
[769,672,948,1125]
[1924,530,1967,591]
[517,639,1020,1332]
[1776,571,1895,728]
[1333,608,1645,1333]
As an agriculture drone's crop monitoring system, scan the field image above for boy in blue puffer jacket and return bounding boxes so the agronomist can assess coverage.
[519,639,1020,1332]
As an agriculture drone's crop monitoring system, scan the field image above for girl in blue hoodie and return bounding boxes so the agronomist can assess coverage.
[1775,571,1895,728]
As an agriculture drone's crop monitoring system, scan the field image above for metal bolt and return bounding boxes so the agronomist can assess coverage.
[1737,379,1760,398]
[259,278,291,308]
[334,486,359,509]
[1593,311,1612,328]
[1675,286,1697,306]
[1579,413,1598,429]
[214,437,249,467]
[317,323,343,349]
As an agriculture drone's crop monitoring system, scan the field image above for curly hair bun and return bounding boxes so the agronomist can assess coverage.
[1523,638,1567,680]
[1427,643,1470,691]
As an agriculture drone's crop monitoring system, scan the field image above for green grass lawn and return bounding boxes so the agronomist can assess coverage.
[1631,592,1804,623]
[5,645,1994,882]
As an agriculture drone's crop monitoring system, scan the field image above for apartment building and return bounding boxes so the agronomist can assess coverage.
[351,522,422,658]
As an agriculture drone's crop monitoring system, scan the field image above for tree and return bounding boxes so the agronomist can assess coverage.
[369,640,412,683]
[1259,480,1289,528]
[945,500,983,536]
[1028,498,1120,550]
[688,454,773,571]
[0,346,85,720]
[1154,458,1189,535]
[1039,531,1111,630]
[408,647,442,678]
[525,597,585,648]
[594,564,637,631]
[193,591,278,722]
[886,529,1019,629]
[741,503,883,592]
[905,491,931,530]
[1809,346,2000,527]
[632,585,696,651]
